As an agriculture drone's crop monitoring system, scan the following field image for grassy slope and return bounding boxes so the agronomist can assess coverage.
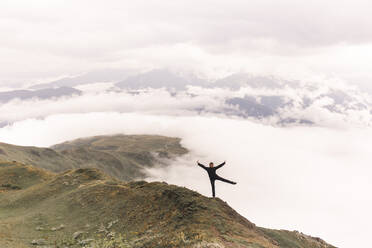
[0,134,188,181]
[0,162,336,248]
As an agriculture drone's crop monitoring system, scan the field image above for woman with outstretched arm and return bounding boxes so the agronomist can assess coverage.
[197,160,236,198]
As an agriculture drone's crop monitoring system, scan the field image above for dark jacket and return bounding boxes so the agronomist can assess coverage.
[197,162,225,180]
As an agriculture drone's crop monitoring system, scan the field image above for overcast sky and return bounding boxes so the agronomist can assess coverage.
[1,0,372,86]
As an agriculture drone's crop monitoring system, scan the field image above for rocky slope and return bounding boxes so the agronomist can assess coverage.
[0,162,335,248]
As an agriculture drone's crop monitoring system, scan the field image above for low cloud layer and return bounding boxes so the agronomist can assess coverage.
[0,112,371,247]
[0,79,371,128]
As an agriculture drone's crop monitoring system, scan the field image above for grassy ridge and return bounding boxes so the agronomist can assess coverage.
[0,162,336,248]
[0,134,188,181]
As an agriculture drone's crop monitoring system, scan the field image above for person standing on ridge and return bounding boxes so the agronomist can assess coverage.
[197,160,236,198]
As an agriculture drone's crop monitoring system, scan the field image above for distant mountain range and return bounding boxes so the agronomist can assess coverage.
[1,68,370,126]
[115,69,371,125]
[27,69,302,91]
[29,69,135,90]
[116,69,209,91]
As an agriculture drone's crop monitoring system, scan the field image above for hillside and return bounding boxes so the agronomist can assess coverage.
[0,134,187,181]
[0,87,81,103]
[0,162,335,248]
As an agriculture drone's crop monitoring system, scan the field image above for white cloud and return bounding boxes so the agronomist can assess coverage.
[0,83,371,128]
[0,89,225,123]
[0,112,371,247]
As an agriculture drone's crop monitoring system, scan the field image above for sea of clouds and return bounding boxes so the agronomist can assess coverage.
[1,79,372,128]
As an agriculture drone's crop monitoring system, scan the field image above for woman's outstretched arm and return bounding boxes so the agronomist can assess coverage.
[197,160,207,169]
[215,161,226,169]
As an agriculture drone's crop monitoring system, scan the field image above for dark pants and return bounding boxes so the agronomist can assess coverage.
[210,175,235,197]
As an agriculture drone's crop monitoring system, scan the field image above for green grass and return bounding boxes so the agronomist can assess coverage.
[259,228,336,248]
[0,163,257,247]
[0,134,188,181]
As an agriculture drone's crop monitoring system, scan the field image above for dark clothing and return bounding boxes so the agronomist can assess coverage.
[198,162,236,197]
